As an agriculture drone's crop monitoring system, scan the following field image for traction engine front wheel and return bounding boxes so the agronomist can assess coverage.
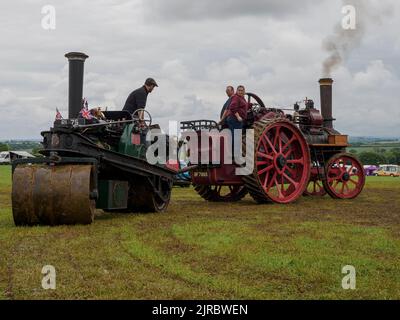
[322,153,365,199]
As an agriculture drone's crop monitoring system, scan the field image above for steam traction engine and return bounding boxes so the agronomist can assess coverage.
[181,78,365,203]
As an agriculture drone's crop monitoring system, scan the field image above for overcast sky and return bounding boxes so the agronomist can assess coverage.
[0,0,399,139]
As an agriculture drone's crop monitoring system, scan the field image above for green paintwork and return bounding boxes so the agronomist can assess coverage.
[96,180,129,209]
[118,123,148,159]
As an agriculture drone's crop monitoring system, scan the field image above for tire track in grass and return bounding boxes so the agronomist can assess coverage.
[118,225,267,299]
[114,227,213,297]
[111,227,218,299]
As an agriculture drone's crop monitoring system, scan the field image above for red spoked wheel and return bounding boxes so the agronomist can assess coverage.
[323,153,365,199]
[194,185,248,202]
[244,118,311,204]
[303,166,327,196]
[304,179,326,196]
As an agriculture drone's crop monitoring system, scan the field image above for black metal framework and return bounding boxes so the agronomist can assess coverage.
[309,146,347,181]
[11,156,98,174]
[180,120,219,132]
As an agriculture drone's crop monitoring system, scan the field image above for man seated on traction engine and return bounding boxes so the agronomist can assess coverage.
[219,85,235,126]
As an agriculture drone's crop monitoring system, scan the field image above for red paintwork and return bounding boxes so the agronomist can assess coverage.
[131,134,141,145]
[190,128,246,185]
[184,90,365,203]
[192,165,243,185]
[324,154,365,199]
[166,160,179,172]
[193,130,232,165]
[255,121,310,203]
[304,166,326,196]
[299,109,324,134]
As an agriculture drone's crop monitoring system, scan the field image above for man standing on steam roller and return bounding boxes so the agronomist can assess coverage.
[122,78,158,119]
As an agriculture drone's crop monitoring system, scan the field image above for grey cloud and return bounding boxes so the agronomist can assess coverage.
[145,0,317,21]
[0,0,399,139]
[322,0,395,76]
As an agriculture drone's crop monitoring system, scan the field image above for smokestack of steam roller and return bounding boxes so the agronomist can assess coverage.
[65,52,89,119]
[319,78,334,129]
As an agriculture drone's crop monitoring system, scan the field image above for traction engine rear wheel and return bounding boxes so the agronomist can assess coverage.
[194,185,247,202]
[243,118,311,204]
[322,153,365,199]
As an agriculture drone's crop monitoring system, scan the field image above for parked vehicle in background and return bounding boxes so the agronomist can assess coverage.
[0,152,10,164]
[363,165,378,176]
[375,165,400,177]
[174,160,191,187]
[0,151,35,164]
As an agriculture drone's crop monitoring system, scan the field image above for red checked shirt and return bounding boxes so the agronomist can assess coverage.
[228,94,249,120]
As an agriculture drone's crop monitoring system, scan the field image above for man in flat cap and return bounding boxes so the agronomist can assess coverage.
[122,78,158,120]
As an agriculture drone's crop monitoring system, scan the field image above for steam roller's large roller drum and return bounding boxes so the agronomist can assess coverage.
[12,164,96,226]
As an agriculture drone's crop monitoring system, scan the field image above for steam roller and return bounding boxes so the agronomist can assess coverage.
[12,52,177,226]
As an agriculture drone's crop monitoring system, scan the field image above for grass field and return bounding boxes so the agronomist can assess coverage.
[0,165,399,300]
[348,142,400,154]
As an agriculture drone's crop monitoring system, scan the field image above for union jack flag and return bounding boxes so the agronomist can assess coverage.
[80,98,93,120]
[80,108,92,119]
[55,108,63,120]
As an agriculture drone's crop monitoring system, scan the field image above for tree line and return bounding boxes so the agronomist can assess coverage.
[349,148,400,166]
[0,143,9,152]
[0,142,42,156]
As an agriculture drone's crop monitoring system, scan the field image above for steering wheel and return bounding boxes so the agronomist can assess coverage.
[131,108,152,128]
[246,93,266,110]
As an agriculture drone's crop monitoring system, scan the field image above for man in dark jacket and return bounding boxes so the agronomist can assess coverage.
[219,85,235,125]
[122,78,158,119]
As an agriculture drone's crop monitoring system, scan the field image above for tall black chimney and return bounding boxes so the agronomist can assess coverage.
[319,78,334,129]
[65,52,89,119]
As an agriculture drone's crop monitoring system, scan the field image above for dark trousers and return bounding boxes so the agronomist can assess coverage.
[226,116,243,160]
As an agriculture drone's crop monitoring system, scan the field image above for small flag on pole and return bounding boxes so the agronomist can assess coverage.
[80,98,93,120]
[55,108,63,120]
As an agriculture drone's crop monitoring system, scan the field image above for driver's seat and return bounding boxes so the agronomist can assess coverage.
[149,124,161,130]
[103,110,132,121]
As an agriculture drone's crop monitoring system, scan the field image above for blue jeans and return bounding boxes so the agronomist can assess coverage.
[226,116,243,160]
